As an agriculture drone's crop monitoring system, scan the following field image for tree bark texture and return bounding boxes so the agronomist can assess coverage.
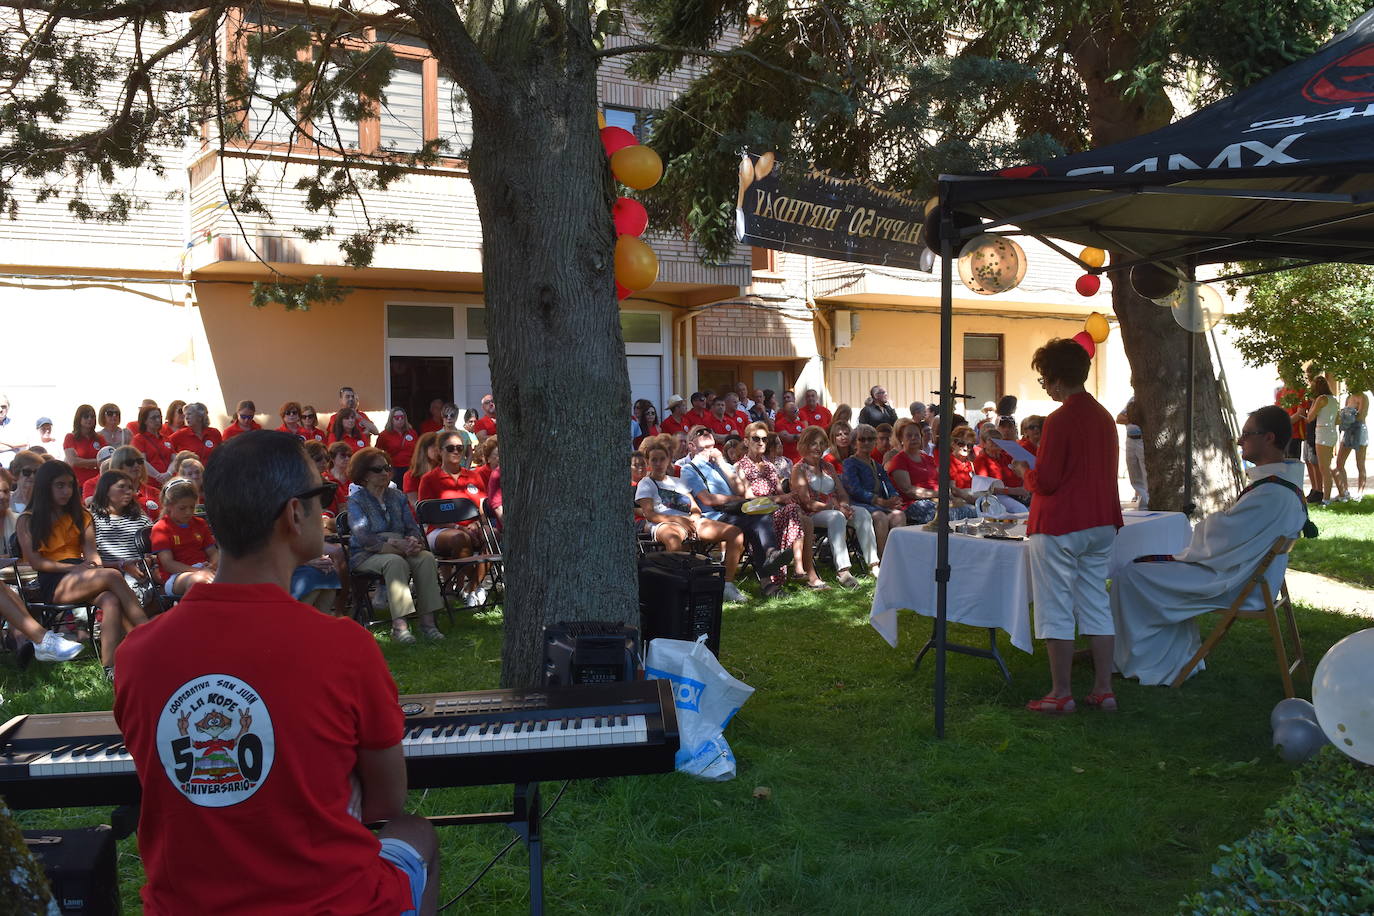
[465,36,638,687]
[1112,276,1243,515]
[1073,18,1241,514]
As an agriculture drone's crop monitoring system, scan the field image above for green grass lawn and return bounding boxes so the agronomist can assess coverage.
[5,582,1370,915]
[1290,495,1374,588]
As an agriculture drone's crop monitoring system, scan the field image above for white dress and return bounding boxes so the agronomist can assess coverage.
[1110,460,1307,685]
[1313,396,1340,448]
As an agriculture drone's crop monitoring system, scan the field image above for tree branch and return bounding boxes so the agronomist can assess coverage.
[397,0,503,109]
[0,0,240,20]
[595,42,842,95]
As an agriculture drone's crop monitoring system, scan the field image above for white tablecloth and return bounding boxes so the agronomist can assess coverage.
[869,511,1192,653]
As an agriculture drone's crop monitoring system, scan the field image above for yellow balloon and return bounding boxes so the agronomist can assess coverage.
[1080,247,1106,268]
[615,235,659,290]
[597,111,607,130]
[611,145,664,190]
[1085,311,1110,343]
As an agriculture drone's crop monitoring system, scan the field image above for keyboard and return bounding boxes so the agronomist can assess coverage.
[0,680,679,809]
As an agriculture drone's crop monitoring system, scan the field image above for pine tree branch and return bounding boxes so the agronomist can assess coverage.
[0,1,241,20]
[397,0,503,109]
[594,42,841,94]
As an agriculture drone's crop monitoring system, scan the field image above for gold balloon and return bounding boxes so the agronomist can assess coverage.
[1080,247,1106,269]
[755,151,775,179]
[1085,311,1110,343]
[957,234,1028,295]
[597,110,607,130]
[615,235,659,290]
[611,145,664,190]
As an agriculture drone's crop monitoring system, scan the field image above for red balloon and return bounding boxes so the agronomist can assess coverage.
[1075,273,1101,297]
[616,281,633,300]
[600,126,638,157]
[1072,330,1096,357]
[612,197,649,237]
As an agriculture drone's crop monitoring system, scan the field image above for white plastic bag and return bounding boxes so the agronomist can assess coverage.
[645,634,754,781]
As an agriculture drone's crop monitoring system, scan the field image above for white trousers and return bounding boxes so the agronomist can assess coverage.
[811,506,878,571]
[1124,438,1148,508]
[1027,526,1115,640]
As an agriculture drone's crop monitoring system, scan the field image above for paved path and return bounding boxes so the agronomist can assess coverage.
[1286,569,1374,620]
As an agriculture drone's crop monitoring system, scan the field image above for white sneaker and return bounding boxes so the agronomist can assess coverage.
[34,630,84,663]
[465,587,488,607]
[722,582,745,603]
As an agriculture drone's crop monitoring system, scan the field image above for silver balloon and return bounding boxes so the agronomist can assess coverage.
[1270,697,1318,731]
[1272,716,1328,765]
[1157,282,1226,332]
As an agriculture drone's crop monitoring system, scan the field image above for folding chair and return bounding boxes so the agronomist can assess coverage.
[331,509,389,629]
[1171,536,1305,697]
[136,527,179,615]
[414,498,501,609]
[9,560,99,663]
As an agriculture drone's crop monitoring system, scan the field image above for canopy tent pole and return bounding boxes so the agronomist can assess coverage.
[933,189,955,739]
[1184,264,1197,515]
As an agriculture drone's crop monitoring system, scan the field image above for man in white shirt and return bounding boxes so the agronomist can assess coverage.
[1111,405,1309,685]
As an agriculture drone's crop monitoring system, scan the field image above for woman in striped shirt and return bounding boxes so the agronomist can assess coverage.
[91,470,156,610]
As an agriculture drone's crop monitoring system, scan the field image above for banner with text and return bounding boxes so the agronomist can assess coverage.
[735,152,933,272]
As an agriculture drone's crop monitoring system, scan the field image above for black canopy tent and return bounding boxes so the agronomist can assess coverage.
[922,11,1374,736]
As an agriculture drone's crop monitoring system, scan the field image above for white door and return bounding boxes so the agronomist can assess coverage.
[627,356,662,414]
[464,354,492,414]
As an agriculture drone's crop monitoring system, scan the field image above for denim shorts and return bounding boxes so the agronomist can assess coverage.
[379,837,426,915]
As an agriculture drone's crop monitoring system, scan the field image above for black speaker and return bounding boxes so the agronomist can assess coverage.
[637,551,724,655]
[23,826,120,914]
[542,621,641,686]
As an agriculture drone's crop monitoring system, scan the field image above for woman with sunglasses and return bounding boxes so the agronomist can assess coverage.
[1012,339,1123,716]
[161,400,186,439]
[885,421,978,526]
[222,400,261,441]
[298,405,328,443]
[277,401,307,440]
[64,404,103,491]
[9,450,44,513]
[843,423,906,557]
[418,431,490,607]
[792,425,878,588]
[16,461,149,680]
[96,404,132,449]
[736,422,820,591]
[375,407,418,489]
[347,446,444,642]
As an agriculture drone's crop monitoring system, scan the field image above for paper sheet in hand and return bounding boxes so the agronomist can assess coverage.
[993,439,1036,468]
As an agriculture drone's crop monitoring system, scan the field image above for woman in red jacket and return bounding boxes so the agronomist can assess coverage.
[1012,339,1123,715]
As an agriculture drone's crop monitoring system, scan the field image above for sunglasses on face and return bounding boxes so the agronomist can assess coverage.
[239,414,254,421]
[104,410,120,417]
[273,482,338,519]
[368,464,393,474]
[442,444,466,453]
[18,468,35,477]
[285,410,299,417]
[749,435,769,442]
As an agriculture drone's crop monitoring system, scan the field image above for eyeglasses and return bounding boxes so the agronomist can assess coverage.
[368,464,393,474]
[104,409,120,417]
[1237,430,1263,441]
[442,444,466,453]
[18,467,35,477]
[273,481,338,519]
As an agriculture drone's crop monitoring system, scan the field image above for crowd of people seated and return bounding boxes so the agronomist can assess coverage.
[0,386,506,671]
[633,385,1039,603]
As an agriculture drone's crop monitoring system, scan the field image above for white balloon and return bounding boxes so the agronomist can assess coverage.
[1160,282,1226,332]
[1270,697,1318,731]
[1272,716,1327,765]
[1312,627,1374,765]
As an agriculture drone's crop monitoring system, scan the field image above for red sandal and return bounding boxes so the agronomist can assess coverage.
[1083,692,1118,711]
[1026,694,1076,715]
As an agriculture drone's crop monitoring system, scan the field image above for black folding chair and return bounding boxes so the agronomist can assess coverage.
[8,557,98,664]
[136,527,179,615]
[331,510,389,629]
[414,498,501,609]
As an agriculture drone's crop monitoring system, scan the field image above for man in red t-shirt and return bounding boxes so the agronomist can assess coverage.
[683,392,711,430]
[721,393,750,430]
[114,430,438,915]
[773,397,807,463]
[704,400,742,444]
[472,394,497,441]
[798,388,832,430]
[660,395,689,436]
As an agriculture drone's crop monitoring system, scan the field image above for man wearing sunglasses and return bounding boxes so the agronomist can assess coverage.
[115,430,440,915]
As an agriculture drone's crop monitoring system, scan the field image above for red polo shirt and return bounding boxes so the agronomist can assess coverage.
[417,467,486,532]
[170,426,222,463]
[885,450,937,504]
[974,447,1023,488]
[684,408,711,429]
[705,413,742,439]
[375,429,418,469]
[799,405,832,430]
[473,416,497,438]
[1024,391,1122,536]
[222,421,260,441]
[774,415,807,462]
[660,413,688,436]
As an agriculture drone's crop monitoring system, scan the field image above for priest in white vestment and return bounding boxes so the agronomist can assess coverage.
[1112,406,1308,685]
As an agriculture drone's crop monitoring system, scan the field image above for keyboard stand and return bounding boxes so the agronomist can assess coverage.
[427,781,544,915]
[913,624,1011,684]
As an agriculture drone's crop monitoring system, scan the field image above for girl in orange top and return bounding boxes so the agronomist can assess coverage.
[16,461,149,679]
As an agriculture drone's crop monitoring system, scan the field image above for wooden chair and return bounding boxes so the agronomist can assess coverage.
[1170,536,1305,697]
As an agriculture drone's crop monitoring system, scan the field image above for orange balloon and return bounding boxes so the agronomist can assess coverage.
[611,145,663,190]
[615,235,659,290]
[597,110,607,130]
[1085,311,1110,343]
[1080,246,1106,268]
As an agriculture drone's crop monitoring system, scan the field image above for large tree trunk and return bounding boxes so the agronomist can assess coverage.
[467,35,638,686]
[1074,18,1242,514]
[1113,277,1242,514]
